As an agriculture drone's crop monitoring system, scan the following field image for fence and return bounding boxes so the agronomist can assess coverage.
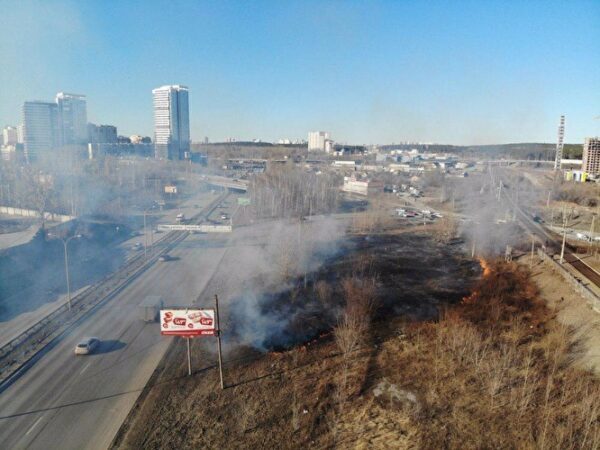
[0,206,73,222]
[537,248,600,313]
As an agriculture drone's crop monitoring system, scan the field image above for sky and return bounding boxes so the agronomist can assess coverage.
[1,0,599,145]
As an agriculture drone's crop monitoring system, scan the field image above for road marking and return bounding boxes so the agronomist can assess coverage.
[80,361,92,375]
[25,417,43,435]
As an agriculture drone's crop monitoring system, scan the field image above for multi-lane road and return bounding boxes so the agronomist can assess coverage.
[0,194,238,449]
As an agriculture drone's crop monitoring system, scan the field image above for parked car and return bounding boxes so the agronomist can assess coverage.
[74,337,100,355]
[132,242,143,250]
[159,254,172,262]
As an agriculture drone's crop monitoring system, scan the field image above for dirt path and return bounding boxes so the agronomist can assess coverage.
[522,255,600,377]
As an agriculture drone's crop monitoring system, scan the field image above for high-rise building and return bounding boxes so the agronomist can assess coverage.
[22,101,59,162]
[152,85,190,160]
[3,126,18,146]
[582,137,600,175]
[56,92,88,145]
[308,131,331,152]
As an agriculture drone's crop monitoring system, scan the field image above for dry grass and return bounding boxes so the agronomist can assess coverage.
[374,260,600,450]
[115,254,600,450]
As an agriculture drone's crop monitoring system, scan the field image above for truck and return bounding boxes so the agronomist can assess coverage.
[139,296,164,322]
[176,213,185,223]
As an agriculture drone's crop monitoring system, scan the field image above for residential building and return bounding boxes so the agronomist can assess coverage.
[22,101,59,162]
[17,124,24,144]
[88,123,118,143]
[582,137,600,175]
[56,93,88,145]
[2,126,18,146]
[308,131,330,152]
[152,85,190,160]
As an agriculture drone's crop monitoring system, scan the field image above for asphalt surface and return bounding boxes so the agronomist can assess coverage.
[0,195,237,450]
[0,231,230,449]
[0,200,345,450]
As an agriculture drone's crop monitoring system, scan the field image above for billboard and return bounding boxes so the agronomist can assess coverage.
[160,309,216,336]
[157,224,232,233]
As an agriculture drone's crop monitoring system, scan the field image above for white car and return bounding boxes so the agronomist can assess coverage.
[75,337,100,355]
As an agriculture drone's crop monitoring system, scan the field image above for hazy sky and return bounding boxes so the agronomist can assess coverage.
[1,0,599,145]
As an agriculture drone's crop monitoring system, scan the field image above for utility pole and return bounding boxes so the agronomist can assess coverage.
[560,217,567,264]
[589,214,596,254]
[530,235,535,267]
[186,337,191,376]
[143,211,148,259]
[215,295,225,389]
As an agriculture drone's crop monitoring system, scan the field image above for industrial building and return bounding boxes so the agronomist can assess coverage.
[308,131,332,152]
[342,176,383,196]
[582,137,600,175]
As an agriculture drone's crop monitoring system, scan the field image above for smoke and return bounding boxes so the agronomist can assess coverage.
[207,215,347,350]
[451,166,546,257]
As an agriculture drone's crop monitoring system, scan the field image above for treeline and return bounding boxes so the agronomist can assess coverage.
[249,167,339,218]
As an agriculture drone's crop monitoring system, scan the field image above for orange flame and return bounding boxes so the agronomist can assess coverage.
[462,259,492,304]
[479,258,492,277]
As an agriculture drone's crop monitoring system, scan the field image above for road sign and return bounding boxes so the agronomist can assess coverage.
[160,309,216,336]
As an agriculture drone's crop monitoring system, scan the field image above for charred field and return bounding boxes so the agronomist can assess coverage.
[112,228,482,449]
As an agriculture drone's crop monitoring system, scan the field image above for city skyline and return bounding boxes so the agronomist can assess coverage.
[1,1,599,144]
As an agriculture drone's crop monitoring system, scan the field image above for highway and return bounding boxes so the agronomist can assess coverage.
[0,195,238,449]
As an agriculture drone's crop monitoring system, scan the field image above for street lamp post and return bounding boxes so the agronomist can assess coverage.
[50,233,81,311]
[143,206,156,259]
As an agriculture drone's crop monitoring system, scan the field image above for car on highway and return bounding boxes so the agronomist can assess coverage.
[132,242,143,250]
[74,337,100,355]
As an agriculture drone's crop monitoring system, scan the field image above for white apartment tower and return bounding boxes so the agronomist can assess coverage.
[56,92,88,145]
[152,85,190,160]
[308,131,331,152]
[2,126,18,146]
[22,101,59,163]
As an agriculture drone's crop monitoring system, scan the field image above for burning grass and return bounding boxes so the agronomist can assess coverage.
[114,243,600,449]
[370,259,600,449]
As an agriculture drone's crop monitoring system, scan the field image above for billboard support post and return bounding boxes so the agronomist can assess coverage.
[186,337,192,376]
[215,295,225,389]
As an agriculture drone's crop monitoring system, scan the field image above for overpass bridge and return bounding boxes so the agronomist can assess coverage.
[202,175,248,192]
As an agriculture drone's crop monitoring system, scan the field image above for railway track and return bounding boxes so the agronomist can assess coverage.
[498,176,600,290]
[0,191,229,387]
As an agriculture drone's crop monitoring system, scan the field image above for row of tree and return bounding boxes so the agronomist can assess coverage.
[249,167,340,218]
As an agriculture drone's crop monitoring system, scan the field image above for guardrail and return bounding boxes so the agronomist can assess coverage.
[0,191,229,382]
[537,248,600,313]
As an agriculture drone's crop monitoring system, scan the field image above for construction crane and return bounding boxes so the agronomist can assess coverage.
[554,115,565,171]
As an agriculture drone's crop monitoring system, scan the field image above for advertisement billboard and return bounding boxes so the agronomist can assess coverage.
[160,309,216,336]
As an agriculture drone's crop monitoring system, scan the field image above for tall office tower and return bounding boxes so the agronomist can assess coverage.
[2,126,18,146]
[22,101,59,163]
[308,131,330,152]
[554,115,565,171]
[152,85,190,160]
[582,137,600,175]
[56,92,88,145]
